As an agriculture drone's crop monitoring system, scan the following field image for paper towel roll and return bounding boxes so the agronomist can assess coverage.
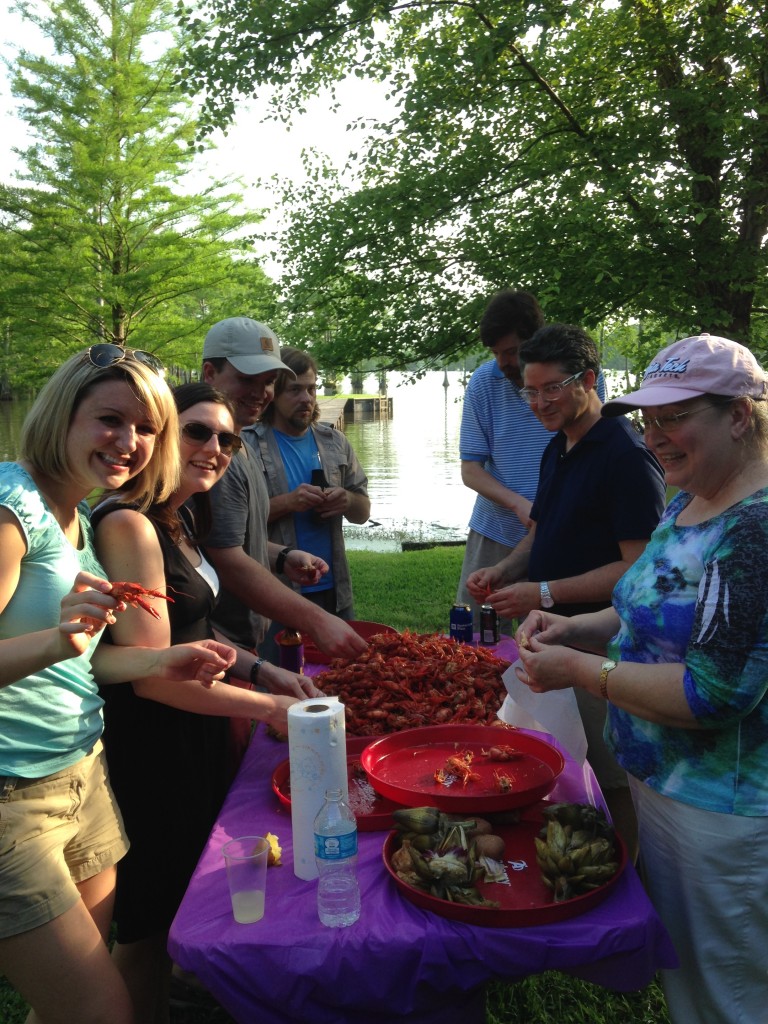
[288,697,348,880]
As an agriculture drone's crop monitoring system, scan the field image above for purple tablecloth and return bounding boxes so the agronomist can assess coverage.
[169,652,677,1024]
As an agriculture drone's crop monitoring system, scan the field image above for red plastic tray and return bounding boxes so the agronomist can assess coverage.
[303,621,399,665]
[360,724,564,812]
[270,735,401,831]
[383,814,627,927]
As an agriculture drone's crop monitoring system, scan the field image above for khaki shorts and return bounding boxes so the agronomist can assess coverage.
[0,741,129,938]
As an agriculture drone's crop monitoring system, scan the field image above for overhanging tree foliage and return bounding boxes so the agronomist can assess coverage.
[0,0,272,388]
[176,0,768,371]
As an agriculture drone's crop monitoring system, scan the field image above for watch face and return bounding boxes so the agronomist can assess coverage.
[540,583,554,609]
[542,596,554,608]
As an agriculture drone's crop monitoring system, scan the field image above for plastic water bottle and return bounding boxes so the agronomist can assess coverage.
[313,788,361,927]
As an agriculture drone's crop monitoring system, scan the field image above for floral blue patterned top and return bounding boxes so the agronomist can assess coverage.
[607,487,768,816]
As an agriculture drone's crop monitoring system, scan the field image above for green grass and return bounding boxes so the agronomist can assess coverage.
[349,544,466,633]
[0,544,671,1024]
[485,973,669,1023]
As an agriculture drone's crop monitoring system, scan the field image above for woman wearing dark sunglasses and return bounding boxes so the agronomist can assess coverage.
[91,382,319,1024]
[0,352,235,1024]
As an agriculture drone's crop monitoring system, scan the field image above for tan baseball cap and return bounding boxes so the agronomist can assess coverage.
[203,317,296,377]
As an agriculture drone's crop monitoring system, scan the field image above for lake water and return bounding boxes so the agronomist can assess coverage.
[0,371,476,550]
[338,370,474,550]
[0,400,29,464]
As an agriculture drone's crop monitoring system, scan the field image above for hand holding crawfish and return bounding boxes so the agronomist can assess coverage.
[110,581,174,620]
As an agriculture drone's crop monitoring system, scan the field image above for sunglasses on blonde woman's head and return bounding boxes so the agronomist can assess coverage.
[181,421,242,456]
[85,343,165,375]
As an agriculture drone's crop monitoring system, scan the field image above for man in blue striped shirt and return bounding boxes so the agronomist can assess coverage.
[455,290,553,630]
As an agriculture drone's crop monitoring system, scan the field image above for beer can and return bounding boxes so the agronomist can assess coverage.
[276,628,305,673]
[449,603,473,644]
[479,605,500,646]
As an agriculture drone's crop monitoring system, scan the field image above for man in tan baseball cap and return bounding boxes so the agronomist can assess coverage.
[203,317,296,377]
[200,317,368,671]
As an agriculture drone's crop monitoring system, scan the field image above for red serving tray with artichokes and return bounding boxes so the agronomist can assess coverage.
[382,814,627,927]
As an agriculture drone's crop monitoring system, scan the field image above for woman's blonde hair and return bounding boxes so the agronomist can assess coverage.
[20,350,180,511]
[705,393,768,455]
[742,396,768,453]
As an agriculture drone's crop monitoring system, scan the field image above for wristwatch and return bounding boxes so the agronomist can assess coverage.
[599,659,617,701]
[275,546,293,574]
[539,581,554,609]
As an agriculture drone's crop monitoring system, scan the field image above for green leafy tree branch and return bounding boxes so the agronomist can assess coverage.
[177,0,768,373]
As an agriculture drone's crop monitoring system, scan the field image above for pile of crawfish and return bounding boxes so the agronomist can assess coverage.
[315,631,510,735]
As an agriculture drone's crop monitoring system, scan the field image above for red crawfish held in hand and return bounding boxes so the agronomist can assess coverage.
[110,581,175,620]
[315,631,510,735]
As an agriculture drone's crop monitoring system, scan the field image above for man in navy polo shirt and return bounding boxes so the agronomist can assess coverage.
[467,323,666,854]
[456,291,607,632]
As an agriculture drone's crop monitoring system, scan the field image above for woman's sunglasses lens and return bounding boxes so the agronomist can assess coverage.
[87,343,125,367]
[133,350,165,374]
[182,423,213,444]
[221,433,242,454]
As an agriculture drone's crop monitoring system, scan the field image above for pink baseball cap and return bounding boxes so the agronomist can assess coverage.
[602,334,768,416]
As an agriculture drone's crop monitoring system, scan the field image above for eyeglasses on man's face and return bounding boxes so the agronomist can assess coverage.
[181,421,242,456]
[519,370,586,405]
[85,343,165,376]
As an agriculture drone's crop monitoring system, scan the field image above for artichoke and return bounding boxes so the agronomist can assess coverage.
[424,847,471,884]
[535,802,620,902]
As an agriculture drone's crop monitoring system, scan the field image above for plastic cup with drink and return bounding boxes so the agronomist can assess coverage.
[222,835,270,924]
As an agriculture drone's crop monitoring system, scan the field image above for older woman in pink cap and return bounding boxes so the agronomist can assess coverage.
[513,334,768,1024]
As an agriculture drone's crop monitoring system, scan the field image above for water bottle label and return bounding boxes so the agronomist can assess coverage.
[314,831,358,860]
